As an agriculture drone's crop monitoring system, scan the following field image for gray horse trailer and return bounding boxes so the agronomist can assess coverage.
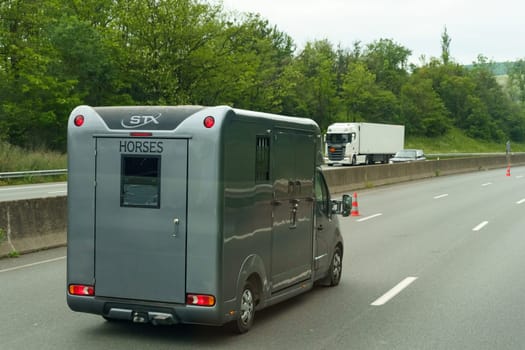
[66,105,349,333]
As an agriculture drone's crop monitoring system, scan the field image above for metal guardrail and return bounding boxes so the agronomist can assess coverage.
[0,169,67,179]
[427,152,508,158]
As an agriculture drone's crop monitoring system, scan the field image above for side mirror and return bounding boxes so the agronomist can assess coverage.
[341,194,351,217]
[331,194,351,217]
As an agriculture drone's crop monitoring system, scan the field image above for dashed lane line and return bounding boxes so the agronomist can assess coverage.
[371,277,418,306]
[356,213,383,222]
[433,194,449,199]
[0,256,66,274]
[472,221,489,232]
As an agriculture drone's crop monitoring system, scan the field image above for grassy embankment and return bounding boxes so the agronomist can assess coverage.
[405,127,525,155]
[0,142,67,185]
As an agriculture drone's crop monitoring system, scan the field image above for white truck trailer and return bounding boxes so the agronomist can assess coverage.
[325,122,404,166]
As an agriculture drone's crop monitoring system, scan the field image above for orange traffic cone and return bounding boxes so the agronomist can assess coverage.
[506,165,511,177]
[351,192,360,216]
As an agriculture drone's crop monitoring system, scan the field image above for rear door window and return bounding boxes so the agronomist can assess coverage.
[120,155,161,208]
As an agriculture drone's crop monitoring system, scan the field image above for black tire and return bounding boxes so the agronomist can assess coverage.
[351,156,357,166]
[328,246,343,286]
[232,281,256,334]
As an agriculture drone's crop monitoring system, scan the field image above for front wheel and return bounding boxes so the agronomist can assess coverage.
[328,246,343,286]
[231,281,256,334]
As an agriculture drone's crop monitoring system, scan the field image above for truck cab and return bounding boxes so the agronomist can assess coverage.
[325,123,359,165]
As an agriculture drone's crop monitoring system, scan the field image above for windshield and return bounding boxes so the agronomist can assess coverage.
[395,150,416,158]
[326,133,351,144]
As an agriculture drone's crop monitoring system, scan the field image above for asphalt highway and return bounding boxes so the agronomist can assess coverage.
[1,167,524,349]
[0,182,67,202]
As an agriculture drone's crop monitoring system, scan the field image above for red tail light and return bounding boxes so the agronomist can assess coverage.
[69,284,95,296]
[186,294,216,306]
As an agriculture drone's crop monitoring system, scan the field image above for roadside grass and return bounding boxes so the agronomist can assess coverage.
[405,127,525,155]
[0,142,67,186]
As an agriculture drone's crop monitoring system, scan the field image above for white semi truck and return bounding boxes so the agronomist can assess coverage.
[325,122,405,166]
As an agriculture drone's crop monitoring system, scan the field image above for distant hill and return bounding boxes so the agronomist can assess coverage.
[464,61,515,76]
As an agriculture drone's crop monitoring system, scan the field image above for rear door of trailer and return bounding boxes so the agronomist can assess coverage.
[94,136,187,303]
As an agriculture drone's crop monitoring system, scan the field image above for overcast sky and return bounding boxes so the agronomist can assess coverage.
[220,0,524,65]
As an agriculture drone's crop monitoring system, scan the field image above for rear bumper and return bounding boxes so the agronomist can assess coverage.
[67,294,233,326]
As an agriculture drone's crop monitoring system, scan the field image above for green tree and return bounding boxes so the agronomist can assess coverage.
[341,61,376,121]
[469,55,515,141]
[49,15,132,106]
[112,0,224,104]
[0,0,82,150]
[192,14,294,112]
[508,59,525,104]
[281,40,339,129]
[415,61,481,136]
[441,26,452,65]
[362,38,411,94]
[400,74,450,137]
[341,61,399,124]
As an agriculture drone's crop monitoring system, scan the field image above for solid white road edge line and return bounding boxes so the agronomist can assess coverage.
[472,221,489,232]
[371,277,418,306]
[357,213,383,222]
[0,256,66,273]
[433,194,449,199]
[0,184,65,192]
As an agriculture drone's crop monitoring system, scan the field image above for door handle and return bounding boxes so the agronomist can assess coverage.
[173,218,180,237]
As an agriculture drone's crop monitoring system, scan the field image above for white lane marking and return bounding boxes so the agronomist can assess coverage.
[48,191,67,194]
[357,213,383,222]
[0,256,66,274]
[481,182,492,187]
[0,184,65,192]
[472,221,489,232]
[517,199,525,205]
[371,277,418,306]
[433,194,449,199]
[517,175,524,179]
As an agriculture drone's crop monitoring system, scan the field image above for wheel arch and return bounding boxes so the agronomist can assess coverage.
[235,254,268,308]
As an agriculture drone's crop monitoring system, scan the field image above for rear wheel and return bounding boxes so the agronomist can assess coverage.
[232,281,256,334]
